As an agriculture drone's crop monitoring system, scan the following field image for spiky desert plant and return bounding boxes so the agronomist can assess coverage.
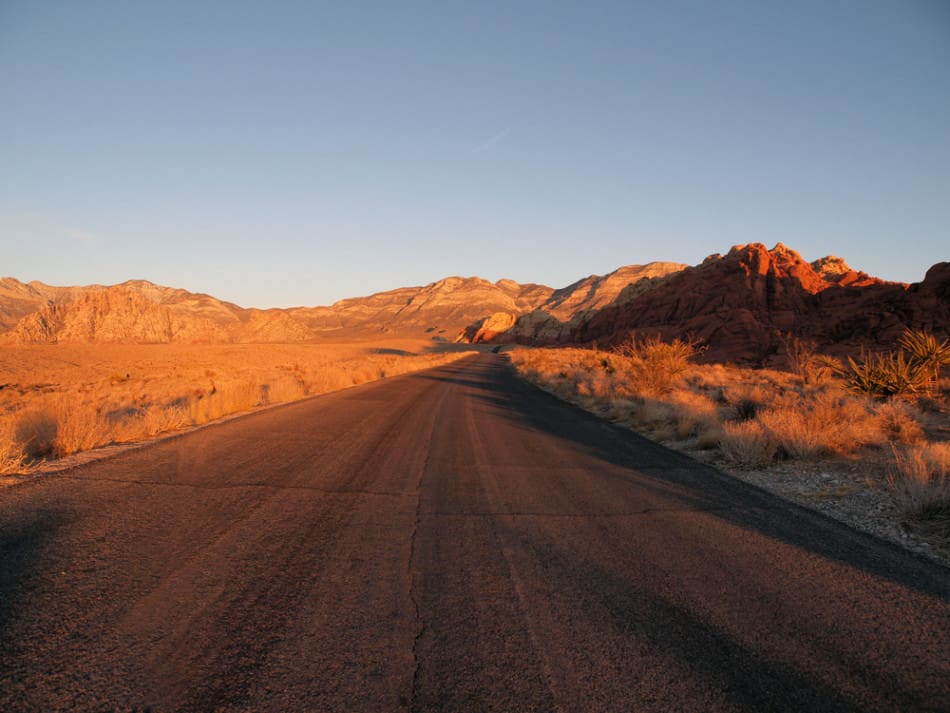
[844,348,929,398]
[899,329,950,395]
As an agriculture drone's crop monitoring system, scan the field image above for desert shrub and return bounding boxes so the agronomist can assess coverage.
[779,334,843,386]
[889,444,950,534]
[721,384,769,422]
[0,422,31,474]
[667,390,718,440]
[899,329,950,395]
[15,409,59,459]
[781,334,819,383]
[842,330,949,398]
[627,398,678,430]
[695,423,724,450]
[616,335,703,394]
[843,349,929,398]
[756,390,885,459]
[261,377,308,405]
[720,420,778,468]
[875,400,925,444]
[607,398,639,421]
[52,398,111,456]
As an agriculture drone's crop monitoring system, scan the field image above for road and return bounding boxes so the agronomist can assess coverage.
[1,354,948,712]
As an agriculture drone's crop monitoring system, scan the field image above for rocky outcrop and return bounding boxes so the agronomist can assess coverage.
[11,284,238,343]
[0,278,88,332]
[569,243,945,364]
[457,312,518,343]
[292,276,554,335]
[464,262,687,344]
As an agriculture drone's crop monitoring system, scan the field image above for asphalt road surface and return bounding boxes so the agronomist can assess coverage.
[1,354,948,712]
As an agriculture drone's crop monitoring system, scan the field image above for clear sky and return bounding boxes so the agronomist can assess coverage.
[1,1,948,308]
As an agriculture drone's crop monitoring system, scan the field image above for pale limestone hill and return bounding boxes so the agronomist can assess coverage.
[0,275,554,344]
[461,262,688,343]
[0,278,88,332]
[290,276,554,335]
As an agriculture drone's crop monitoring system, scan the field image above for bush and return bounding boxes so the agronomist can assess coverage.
[843,348,929,398]
[616,335,703,394]
[842,330,949,398]
[15,410,59,459]
[720,420,778,468]
[899,329,950,395]
[756,392,881,460]
[889,444,950,536]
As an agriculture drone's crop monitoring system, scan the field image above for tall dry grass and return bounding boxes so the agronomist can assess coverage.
[510,345,945,468]
[888,443,950,537]
[0,343,474,471]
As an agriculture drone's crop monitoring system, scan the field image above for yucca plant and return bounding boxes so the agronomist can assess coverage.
[844,348,930,398]
[899,329,950,395]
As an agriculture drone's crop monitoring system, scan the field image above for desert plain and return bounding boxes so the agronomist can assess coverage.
[0,338,475,475]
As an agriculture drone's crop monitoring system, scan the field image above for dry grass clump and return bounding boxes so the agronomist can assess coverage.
[889,443,950,540]
[0,342,474,470]
[0,422,32,475]
[757,391,881,461]
[720,420,778,469]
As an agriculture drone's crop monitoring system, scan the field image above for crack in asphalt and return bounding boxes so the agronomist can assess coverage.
[406,381,450,711]
[407,480,426,712]
[47,474,417,498]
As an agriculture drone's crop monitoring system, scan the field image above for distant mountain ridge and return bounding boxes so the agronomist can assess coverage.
[3,243,947,363]
[0,275,558,344]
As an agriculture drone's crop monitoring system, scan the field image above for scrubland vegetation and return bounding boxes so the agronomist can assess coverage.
[510,332,950,548]
[0,341,472,473]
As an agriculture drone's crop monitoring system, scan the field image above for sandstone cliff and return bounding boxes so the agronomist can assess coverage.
[568,243,947,363]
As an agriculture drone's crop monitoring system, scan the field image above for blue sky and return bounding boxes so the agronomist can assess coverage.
[1,1,948,307]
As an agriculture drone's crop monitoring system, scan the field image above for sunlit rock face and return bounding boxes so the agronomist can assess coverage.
[0,275,555,344]
[567,243,946,365]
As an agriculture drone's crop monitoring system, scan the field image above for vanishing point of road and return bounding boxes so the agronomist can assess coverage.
[1,354,948,712]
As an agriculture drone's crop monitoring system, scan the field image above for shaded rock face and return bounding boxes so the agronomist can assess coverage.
[570,244,946,364]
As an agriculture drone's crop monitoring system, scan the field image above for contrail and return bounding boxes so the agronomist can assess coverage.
[472,127,511,153]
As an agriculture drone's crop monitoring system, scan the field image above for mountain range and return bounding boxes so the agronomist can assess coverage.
[3,243,947,364]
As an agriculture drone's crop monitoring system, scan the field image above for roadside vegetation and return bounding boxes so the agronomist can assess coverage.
[510,330,950,551]
[0,342,473,474]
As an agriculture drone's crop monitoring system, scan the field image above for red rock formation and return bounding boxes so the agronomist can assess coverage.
[569,243,944,364]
